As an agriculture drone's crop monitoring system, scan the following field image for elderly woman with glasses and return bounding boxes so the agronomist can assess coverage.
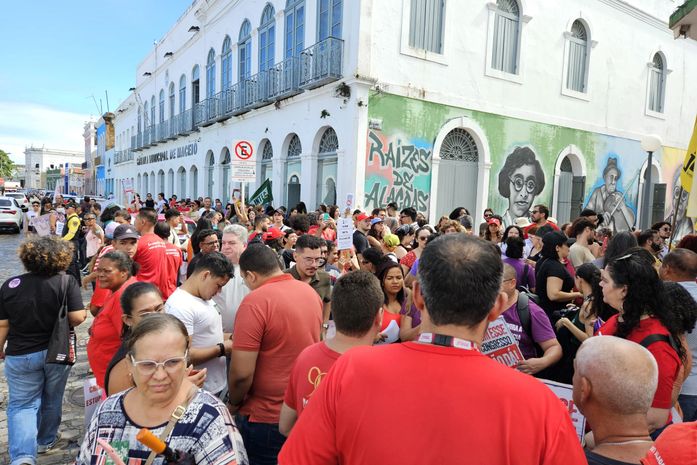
[77,313,248,465]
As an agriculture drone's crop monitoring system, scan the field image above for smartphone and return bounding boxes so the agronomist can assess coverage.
[322,213,330,221]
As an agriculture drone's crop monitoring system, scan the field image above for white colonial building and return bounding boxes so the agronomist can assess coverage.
[111,0,697,229]
[23,146,85,191]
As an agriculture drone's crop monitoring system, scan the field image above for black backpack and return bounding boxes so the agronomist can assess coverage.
[638,334,681,358]
[516,264,539,304]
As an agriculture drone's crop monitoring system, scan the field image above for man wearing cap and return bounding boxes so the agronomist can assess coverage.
[286,235,332,335]
[353,212,371,265]
[85,224,140,315]
[272,207,292,234]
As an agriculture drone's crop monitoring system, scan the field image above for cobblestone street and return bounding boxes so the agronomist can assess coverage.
[0,231,93,465]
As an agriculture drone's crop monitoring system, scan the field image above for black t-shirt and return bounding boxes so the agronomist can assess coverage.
[585,450,638,465]
[535,258,574,316]
[353,230,369,255]
[145,199,155,208]
[0,272,84,355]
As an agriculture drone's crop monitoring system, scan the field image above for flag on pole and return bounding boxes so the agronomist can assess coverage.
[248,178,273,206]
[683,117,697,217]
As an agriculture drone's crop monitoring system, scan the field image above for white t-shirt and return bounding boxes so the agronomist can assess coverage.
[156,199,166,213]
[165,287,227,395]
[212,264,250,333]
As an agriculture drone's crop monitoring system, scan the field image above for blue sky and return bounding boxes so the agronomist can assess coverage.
[0,0,194,162]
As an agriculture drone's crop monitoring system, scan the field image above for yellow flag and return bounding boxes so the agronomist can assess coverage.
[684,117,697,217]
[680,116,697,192]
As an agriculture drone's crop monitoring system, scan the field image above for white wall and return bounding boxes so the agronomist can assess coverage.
[364,0,697,149]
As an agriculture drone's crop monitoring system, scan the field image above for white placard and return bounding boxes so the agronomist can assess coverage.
[55,221,65,236]
[542,379,587,444]
[32,214,52,237]
[83,377,103,428]
[480,316,525,368]
[337,218,354,250]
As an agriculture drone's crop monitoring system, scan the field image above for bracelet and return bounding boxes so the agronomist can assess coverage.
[217,342,225,357]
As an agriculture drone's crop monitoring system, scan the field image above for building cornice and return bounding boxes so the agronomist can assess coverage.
[596,0,671,33]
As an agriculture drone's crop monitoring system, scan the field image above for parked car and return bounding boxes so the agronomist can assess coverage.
[0,197,23,233]
[4,192,29,211]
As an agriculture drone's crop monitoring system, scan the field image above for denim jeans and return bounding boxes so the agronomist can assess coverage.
[679,394,697,422]
[235,414,286,465]
[5,349,72,465]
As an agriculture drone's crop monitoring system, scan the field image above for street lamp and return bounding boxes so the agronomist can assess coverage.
[640,134,663,230]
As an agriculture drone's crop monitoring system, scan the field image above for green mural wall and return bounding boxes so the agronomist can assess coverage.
[365,92,686,231]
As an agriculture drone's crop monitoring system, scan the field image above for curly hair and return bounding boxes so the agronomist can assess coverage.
[607,249,686,362]
[497,146,546,198]
[663,281,697,335]
[19,236,74,276]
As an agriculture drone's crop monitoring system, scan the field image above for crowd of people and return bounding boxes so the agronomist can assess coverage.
[1,191,697,465]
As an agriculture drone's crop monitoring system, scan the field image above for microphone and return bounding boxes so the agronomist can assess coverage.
[136,428,195,464]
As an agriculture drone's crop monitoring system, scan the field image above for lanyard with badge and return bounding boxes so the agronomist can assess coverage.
[417,333,480,352]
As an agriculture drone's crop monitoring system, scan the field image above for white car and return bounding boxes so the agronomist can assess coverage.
[4,191,29,211]
[0,197,23,233]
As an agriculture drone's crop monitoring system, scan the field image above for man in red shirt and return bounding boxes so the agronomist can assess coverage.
[154,222,182,299]
[229,243,323,465]
[279,235,585,465]
[133,208,169,294]
[279,271,383,436]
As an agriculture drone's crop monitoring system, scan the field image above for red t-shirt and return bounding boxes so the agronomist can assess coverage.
[89,245,113,308]
[278,343,586,465]
[641,422,697,465]
[233,274,323,423]
[134,233,168,293]
[87,276,138,388]
[162,242,183,299]
[284,342,341,417]
[598,315,681,409]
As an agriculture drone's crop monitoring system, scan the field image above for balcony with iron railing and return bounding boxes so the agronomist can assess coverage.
[299,37,344,89]
[266,56,302,101]
[130,135,137,151]
[114,149,134,165]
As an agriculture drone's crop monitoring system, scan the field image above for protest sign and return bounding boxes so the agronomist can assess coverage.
[83,377,103,428]
[32,214,52,236]
[481,316,524,368]
[542,379,587,444]
[337,218,353,250]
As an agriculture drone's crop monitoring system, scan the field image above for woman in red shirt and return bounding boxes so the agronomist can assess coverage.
[598,248,685,436]
[86,250,138,389]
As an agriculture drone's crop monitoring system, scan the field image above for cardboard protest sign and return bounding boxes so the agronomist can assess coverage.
[83,377,103,428]
[481,316,524,368]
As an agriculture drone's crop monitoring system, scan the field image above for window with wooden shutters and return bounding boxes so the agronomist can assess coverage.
[409,0,445,54]
[566,20,588,93]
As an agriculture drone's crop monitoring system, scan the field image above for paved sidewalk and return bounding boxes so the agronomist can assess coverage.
[0,299,95,465]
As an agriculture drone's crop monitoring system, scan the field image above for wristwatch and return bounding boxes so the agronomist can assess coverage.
[322,323,330,330]
[217,342,225,357]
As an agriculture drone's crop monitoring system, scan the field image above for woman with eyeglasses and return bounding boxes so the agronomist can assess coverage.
[400,226,433,275]
[77,313,248,465]
[86,251,138,390]
[105,282,206,396]
[498,147,546,228]
[597,249,686,437]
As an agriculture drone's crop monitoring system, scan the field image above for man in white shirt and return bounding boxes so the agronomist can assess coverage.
[165,251,234,398]
[198,196,214,217]
[215,224,251,333]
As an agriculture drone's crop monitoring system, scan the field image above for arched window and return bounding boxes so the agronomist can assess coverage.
[221,36,232,91]
[205,151,215,198]
[168,82,176,118]
[150,96,156,127]
[259,4,276,72]
[158,89,165,123]
[317,128,338,206]
[491,0,520,74]
[648,53,666,113]
[221,149,231,204]
[137,107,142,133]
[179,75,187,114]
[318,0,343,41]
[260,140,273,184]
[440,128,479,162]
[192,65,201,106]
[288,134,302,157]
[566,20,589,93]
[143,101,149,128]
[206,48,216,98]
[285,0,305,59]
[239,20,252,81]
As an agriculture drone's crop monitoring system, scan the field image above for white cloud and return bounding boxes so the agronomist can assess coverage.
[0,102,95,164]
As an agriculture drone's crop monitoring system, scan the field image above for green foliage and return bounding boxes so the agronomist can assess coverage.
[0,150,16,178]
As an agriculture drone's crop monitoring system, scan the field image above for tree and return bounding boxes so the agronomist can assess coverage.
[0,150,15,178]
